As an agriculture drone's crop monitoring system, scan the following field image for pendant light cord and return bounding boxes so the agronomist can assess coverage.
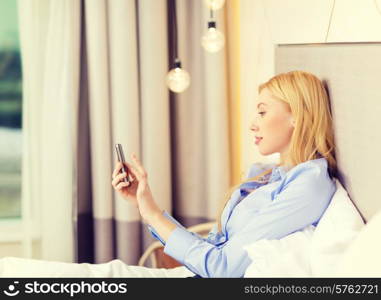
[172,0,178,62]
[324,0,336,43]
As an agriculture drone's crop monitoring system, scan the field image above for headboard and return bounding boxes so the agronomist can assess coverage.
[275,42,381,223]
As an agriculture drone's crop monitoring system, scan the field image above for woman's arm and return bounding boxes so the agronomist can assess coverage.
[145,210,177,243]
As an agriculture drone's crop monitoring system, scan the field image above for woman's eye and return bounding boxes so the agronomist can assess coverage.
[258,112,266,116]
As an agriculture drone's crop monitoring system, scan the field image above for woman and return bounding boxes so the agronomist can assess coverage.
[111,70,337,278]
[0,70,337,278]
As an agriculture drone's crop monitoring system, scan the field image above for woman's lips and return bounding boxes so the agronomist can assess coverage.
[255,137,263,145]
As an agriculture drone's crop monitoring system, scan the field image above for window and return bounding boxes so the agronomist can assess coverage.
[0,0,22,219]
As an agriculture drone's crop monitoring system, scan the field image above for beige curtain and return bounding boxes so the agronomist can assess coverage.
[19,0,239,265]
[78,0,232,264]
[78,0,175,264]
[18,0,80,262]
[173,0,230,223]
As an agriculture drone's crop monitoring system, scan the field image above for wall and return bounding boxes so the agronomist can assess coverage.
[240,0,381,171]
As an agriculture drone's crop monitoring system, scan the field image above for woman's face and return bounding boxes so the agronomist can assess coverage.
[250,87,295,159]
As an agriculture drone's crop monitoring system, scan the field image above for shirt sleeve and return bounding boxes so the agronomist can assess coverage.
[147,211,187,245]
[163,167,335,277]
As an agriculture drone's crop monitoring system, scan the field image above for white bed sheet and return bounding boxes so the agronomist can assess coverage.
[0,256,195,278]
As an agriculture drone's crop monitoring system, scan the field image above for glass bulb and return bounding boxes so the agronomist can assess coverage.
[201,27,225,53]
[204,0,225,10]
[166,67,190,93]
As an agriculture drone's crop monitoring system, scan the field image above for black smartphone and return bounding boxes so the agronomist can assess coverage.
[115,143,130,184]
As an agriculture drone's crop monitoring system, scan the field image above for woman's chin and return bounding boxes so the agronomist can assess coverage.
[258,148,274,156]
[258,149,268,155]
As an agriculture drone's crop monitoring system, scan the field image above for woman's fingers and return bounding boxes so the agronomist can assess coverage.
[116,181,130,190]
[112,162,124,179]
[112,153,147,186]
[112,172,128,187]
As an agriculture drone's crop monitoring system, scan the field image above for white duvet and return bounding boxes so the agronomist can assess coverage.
[0,257,195,278]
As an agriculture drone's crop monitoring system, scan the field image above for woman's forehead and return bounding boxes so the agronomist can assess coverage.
[258,88,286,106]
[258,88,276,103]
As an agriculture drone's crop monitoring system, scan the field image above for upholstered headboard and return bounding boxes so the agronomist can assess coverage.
[275,42,381,223]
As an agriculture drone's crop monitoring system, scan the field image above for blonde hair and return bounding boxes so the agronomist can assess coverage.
[216,70,337,233]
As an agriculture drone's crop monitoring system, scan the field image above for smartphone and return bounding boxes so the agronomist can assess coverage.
[115,143,130,184]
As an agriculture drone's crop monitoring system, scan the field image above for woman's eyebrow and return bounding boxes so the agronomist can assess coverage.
[257,102,267,108]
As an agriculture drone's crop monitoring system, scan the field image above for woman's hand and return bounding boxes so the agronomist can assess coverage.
[111,153,162,222]
[112,161,138,206]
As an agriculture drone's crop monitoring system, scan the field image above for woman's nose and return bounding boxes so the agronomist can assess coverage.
[249,122,258,132]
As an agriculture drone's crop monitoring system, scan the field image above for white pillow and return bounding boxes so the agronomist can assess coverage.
[243,225,315,277]
[309,178,365,277]
[334,210,381,277]
[243,178,365,277]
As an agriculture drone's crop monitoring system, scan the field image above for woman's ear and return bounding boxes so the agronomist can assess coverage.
[289,116,296,127]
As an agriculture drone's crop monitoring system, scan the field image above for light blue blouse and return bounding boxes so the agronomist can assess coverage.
[147,157,336,278]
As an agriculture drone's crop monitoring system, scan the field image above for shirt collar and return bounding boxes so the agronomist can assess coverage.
[239,164,284,197]
[239,157,327,197]
[269,165,287,182]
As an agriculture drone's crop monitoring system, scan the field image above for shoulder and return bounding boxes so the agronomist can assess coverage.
[283,158,331,184]
[245,162,276,179]
[278,158,336,206]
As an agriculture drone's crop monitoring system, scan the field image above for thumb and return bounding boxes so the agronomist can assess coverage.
[125,162,141,181]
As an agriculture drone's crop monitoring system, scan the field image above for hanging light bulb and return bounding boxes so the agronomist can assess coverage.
[201,21,225,53]
[204,0,225,10]
[166,59,190,93]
